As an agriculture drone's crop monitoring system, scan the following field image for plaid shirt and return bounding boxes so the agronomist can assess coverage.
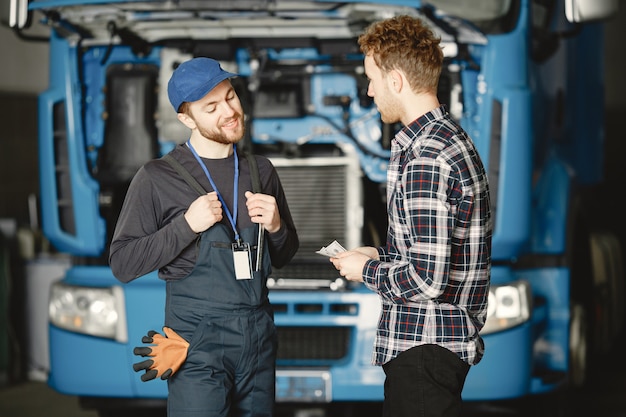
[363,106,492,366]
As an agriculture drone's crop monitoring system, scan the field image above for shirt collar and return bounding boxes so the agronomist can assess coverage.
[394,104,447,150]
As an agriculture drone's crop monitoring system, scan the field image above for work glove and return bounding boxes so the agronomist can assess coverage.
[132,327,189,382]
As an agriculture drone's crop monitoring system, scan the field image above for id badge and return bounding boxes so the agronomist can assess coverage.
[232,242,253,280]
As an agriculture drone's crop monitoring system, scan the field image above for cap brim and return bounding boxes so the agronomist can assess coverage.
[184,71,238,103]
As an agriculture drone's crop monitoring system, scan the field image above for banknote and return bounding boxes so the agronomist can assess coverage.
[316,240,347,257]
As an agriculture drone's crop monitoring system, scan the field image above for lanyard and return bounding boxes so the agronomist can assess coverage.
[187,141,241,242]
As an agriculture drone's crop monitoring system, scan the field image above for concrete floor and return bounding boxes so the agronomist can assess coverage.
[0,380,97,417]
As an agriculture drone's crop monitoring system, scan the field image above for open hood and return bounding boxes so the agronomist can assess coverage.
[10,0,499,48]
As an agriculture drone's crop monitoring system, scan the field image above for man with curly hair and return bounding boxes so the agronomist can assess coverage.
[331,15,492,417]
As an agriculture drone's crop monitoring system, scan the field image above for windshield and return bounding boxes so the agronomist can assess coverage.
[428,0,517,33]
[429,0,512,21]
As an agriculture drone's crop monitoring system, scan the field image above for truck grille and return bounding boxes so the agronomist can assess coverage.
[269,154,362,282]
[276,326,350,361]
[275,163,347,260]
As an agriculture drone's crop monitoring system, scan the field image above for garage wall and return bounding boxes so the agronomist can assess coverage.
[0,18,47,227]
[0,94,39,225]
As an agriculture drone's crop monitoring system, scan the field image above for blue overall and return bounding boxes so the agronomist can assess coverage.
[165,222,275,417]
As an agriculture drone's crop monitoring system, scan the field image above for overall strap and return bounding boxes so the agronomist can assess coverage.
[161,152,262,195]
[245,152,262,194]
[162,153,206,196]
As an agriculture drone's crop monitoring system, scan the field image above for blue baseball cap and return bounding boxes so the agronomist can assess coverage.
[167,57,239,112]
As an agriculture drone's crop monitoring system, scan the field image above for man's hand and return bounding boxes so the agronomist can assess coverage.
[184,191,223,233]
[330,249,374,282]
[245,191,281,233]
[133,327,189,381]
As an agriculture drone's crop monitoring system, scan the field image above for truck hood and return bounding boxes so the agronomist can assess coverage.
[24,0,488,49]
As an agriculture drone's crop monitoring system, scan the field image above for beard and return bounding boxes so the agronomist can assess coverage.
[375,83,403,124]
[376,95,402,125]
[197,112,245,145]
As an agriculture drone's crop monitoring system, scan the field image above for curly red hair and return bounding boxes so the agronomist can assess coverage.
[358,15,443,94]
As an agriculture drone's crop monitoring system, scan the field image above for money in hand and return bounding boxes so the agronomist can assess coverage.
[316,240,347,257]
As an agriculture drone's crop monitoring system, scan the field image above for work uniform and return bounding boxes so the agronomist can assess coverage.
[167,223,275,417]
[110,144,299,417]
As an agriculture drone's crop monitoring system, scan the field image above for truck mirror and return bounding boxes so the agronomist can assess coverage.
[565,0,619,23]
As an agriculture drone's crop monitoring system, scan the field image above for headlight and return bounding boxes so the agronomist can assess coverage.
[48,282,128,342]
[481,280,531,334]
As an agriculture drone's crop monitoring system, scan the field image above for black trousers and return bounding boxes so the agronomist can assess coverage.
[382,344,470,417]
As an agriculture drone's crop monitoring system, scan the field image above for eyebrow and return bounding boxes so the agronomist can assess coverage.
[201,86,235,108]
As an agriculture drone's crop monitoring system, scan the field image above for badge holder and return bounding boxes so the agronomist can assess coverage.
[232,241,253,280]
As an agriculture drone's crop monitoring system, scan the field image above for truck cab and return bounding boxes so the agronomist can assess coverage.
[6,0,622,415]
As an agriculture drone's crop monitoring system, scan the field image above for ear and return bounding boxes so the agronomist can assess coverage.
[387,69,404,94]
[177,112,196,130]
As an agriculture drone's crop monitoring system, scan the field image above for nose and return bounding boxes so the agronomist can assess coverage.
[221,101,236,117]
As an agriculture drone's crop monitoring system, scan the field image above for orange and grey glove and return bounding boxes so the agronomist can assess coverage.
[132,327,189,381]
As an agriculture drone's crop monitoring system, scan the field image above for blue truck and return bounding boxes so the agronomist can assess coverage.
[7,0,623,415]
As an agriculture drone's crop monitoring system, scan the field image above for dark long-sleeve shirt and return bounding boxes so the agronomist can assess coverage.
[109,144,298,283]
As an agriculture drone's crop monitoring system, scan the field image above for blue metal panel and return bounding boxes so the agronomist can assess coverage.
[463,324,532,401]
[39,32,105,255]
[471,2,532,262]
[462,262,562,400]
[331,366,384,401]
[562,24,606,186]
[490,89,533,259]
[531,158,571,254]
[462,266,570,401]
[525,268,570,375]
[48,326,137,395]
[462,325,534,400]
